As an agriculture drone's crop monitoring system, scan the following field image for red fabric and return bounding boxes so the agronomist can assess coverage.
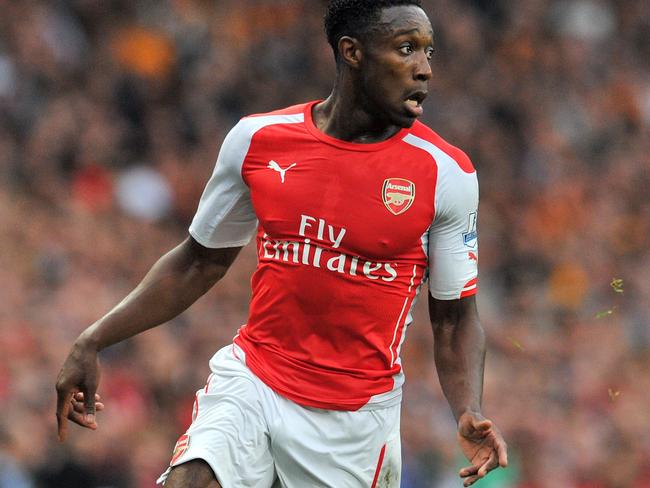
[234,102,475,409]
[370,444,387,488]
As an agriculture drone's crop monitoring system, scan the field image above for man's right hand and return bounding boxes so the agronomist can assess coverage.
[55,338,105,442]
[53,239,241,442]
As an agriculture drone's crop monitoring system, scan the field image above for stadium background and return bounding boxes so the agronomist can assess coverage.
[0,0,648,486]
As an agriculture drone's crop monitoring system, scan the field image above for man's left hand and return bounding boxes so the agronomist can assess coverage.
[457,411,508,487]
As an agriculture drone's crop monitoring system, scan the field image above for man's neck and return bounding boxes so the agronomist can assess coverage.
[312,82,401,144]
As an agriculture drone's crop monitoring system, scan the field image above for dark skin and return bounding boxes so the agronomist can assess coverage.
[430,295,508,486]
[56,5,506,487]
[55,238,242,438]
[55,237,236,488]
[314,6,434,141]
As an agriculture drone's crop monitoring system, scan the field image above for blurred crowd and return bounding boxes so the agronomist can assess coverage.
[1,0,648,487]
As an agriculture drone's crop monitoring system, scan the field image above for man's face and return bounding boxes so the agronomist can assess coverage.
[357,5,434,128]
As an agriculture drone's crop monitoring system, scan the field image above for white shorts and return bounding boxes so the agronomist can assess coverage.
[157,344,401,488]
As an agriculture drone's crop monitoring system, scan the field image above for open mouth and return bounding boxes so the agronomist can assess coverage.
[404,91,427,116]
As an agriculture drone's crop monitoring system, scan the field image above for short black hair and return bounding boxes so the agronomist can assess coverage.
[324,0,423,62]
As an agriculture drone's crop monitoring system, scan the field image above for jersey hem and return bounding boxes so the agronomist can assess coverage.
[429,287,478,300]
[234,337,402,411]
[188,227,254,249]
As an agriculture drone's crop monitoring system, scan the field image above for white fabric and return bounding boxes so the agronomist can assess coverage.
[189,114,304,248]
[157,344,401,488]
[402,134,479,300]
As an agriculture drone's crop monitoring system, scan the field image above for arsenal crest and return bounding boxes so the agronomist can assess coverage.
[382,178,416,215]
[170,433,190,465]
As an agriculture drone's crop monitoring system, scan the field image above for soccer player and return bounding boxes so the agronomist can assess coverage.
[56,1,508,486]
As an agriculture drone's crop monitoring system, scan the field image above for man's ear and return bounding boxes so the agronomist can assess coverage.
[338,36,363,69]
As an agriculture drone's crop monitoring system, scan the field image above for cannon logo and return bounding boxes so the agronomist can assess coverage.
[170,434,190,465]
[382,178,415,215]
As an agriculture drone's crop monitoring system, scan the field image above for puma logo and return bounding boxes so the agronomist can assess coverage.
[268,160,297,183]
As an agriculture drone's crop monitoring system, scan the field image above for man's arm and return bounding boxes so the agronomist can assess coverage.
[55,236,242,441]
[429,294,507,487]
[430,294,485,420]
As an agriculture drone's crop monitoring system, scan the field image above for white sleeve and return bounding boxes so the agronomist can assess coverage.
[427,157,479,300]
[189,120,259,248]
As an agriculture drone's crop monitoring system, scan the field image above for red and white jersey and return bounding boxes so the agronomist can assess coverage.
[189,101,478,411]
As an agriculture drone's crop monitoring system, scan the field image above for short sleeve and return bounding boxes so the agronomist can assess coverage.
[189,121,259,248]
[427,158,479,300]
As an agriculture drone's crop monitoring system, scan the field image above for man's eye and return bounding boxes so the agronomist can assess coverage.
[399,45,413,55]
[426,48,434,60]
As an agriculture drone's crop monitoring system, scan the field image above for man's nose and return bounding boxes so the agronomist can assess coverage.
[414,52,432,81]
